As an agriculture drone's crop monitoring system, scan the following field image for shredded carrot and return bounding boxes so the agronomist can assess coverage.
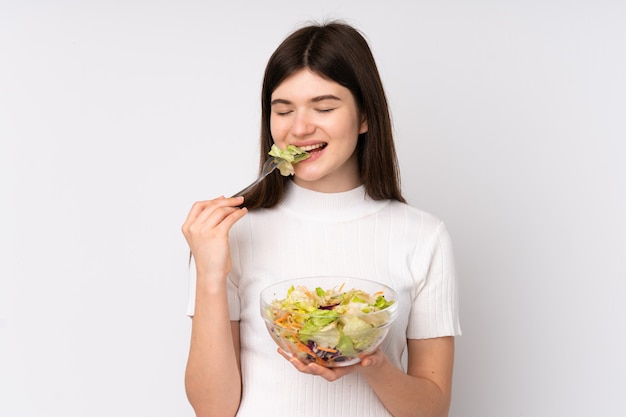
[316,346,337,353]
[273,312,303,330]
[286,334,327,365]
[274,314,290,324]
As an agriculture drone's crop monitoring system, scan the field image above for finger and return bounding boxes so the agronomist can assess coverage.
[197,205,239,228]
[185,206,247,244]
[184,196,244,223]
[213,205,248,233]
[183,197,224,223]
[183,196,244,232]
[192,196,244,221]
[359,349,385,368]
[306,363,348,382]
[182,198,222,234]
[278,349,311,373]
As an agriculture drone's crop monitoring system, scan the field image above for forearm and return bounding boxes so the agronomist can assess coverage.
[185,278,241,417]
[360,356,450,417]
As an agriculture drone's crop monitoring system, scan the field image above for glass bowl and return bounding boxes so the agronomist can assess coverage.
[260,276,397,367]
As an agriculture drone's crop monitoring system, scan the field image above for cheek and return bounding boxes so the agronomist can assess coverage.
[328,110,362,136]
[334,118,362,142]
[269,117,287,140]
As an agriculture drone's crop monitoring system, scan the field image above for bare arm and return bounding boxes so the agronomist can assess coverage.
[185,301,242,416]
[360,337,455,417]
[182,197,247,417]
[281,337,455,417]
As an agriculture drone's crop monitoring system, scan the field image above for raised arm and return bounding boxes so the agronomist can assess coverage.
[182,196,248,417]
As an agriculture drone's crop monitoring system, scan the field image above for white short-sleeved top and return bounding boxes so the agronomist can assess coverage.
[187,182,461,417]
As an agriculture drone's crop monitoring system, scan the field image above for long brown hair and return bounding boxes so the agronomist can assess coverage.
[243,21,406,209]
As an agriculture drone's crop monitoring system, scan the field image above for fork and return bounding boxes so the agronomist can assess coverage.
[230,158,279,197]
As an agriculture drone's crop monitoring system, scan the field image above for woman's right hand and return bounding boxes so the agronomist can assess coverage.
[181,196,248,282]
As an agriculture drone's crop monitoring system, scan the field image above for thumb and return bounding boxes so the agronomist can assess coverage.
[361,349,385,368]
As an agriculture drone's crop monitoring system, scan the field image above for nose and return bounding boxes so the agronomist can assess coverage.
[291,112,316,137]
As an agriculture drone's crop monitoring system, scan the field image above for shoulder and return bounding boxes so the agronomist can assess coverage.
[387,200,446,233]
[383,201,455,260]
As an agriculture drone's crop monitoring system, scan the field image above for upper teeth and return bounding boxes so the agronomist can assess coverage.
[300,143,326,151]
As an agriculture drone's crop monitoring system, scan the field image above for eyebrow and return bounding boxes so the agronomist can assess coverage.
[270,94,342,106]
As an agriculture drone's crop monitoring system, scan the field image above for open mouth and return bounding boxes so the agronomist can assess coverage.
[300,143,328,153]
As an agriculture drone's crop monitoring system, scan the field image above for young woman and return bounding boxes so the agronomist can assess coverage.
[182,21,461,417]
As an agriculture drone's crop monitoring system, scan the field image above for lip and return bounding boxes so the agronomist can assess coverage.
[308,147,327,163]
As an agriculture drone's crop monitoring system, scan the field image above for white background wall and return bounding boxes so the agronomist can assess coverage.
[1,1,624,416]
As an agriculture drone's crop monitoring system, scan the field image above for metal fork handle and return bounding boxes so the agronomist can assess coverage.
[230,159,278,197]
[230,172,269,197]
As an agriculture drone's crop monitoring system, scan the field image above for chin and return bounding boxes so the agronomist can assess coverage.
[293,166,319,181]
[292,173,326,188]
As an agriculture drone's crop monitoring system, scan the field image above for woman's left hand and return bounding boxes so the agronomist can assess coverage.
[277,348,385,382]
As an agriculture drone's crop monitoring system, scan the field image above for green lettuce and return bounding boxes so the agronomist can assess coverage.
[268,144,310,176]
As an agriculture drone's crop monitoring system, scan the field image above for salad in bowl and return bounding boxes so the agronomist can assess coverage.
[260,276,397,367]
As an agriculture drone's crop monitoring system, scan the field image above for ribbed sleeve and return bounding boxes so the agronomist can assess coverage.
[407,221,461,338]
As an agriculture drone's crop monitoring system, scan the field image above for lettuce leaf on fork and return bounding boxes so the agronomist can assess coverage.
[268,144,310,176]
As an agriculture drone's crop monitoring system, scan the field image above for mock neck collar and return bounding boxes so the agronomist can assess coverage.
[277,181,391,222]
